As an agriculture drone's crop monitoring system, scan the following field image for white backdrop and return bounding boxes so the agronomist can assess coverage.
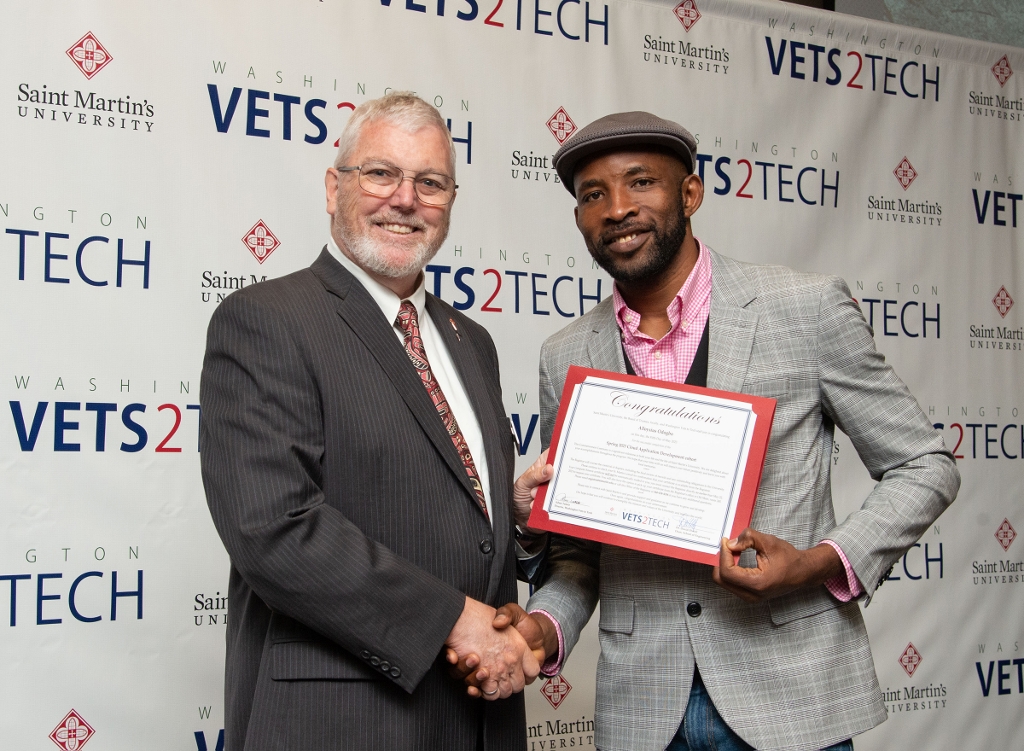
[1,1,1021,749]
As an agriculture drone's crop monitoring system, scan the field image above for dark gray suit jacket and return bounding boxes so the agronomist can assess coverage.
[201,249,525,751]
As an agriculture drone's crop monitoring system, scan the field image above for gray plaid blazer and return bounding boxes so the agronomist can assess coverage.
[527,248,959,751]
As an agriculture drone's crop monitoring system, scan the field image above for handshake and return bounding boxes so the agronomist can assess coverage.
[444,600,559,700]
[443,449,556,700]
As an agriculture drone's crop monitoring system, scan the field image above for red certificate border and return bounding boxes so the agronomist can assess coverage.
[528,365,777,566]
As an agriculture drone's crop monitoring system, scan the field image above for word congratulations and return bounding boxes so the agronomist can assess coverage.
[609,393,720,424]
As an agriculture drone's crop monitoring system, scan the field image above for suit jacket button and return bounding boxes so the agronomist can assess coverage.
[360,650,371,660]
[479,539,493,554]
[370,656,381,666]
[390,666,401,678]
[686,601,702,617]
[380,661,390,672]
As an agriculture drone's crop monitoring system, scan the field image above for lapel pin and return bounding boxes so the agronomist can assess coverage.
[450,318,461,341]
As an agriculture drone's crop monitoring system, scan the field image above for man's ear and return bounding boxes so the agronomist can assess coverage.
[682,173,704,219]
[325,168,340,216]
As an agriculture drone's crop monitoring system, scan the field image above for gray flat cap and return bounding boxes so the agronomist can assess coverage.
[553,111,697,196]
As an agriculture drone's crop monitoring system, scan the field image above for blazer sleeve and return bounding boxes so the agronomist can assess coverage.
[525,337,602,661]
[200,290,466,693]
[816,277,961,597]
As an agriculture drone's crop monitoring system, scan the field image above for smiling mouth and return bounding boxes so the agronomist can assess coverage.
[378,223,417,235]
[603,228,651,248]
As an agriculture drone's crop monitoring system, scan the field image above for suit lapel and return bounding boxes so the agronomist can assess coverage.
[426,296,510,595]
[586,298,627,374]
[310,250,481,509]
[706,249,758,392]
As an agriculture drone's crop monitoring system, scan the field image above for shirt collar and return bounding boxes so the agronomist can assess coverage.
[613,238,711,341]
[326,236,426,326]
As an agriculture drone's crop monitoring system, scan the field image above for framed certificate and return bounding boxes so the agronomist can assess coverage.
[528,366,776,566]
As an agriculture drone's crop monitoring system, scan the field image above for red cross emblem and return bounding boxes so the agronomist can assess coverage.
[540,674,572,708]
[49,710,95,751]
[899,643,922,677]
[995,519,1017,551]
[242,220,280,264]
[66,33,113,80]
[674,1,701,32]
[992,55,1013,87]
[993,286,1014,318]
[546,107,577,145]
[893,158,918,191]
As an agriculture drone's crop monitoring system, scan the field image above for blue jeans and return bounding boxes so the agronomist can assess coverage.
[666,670,853,751]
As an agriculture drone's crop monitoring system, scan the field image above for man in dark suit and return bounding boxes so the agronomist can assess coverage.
[200,92,537,751]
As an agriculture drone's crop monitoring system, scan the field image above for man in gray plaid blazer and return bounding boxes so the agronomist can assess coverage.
[516,112,960,751]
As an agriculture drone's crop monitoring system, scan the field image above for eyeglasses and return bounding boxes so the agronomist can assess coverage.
[337,162,458,206]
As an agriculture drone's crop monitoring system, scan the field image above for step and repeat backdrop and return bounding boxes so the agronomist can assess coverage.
[1,0,1021,748]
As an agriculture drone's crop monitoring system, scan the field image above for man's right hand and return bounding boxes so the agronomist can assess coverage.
[444,597,540,700]
[447,603,559,698]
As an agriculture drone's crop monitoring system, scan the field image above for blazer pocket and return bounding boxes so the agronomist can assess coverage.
[597,597,635,635]
[767,587,839,626]
[270,640,379,681]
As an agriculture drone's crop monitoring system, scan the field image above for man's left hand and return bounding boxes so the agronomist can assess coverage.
[712,528,843,602]
[512,449,552,529]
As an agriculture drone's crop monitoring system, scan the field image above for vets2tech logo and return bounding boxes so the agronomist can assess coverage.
[377,0,610,45]
[763,16,941,102]
[16,32,156,134]
[971,170,1021,230]
[204,63,472,163]
[641,3,731,78]
[865,157,943,227]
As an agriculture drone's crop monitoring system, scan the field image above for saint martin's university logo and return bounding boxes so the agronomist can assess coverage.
[893,157,918,191]
[995,518,1017,552]
[546,107,577,145]
[49,710,95,751]
[541,674,573,709]
[993,287,1014,318]
[899,643,923,678]
[673,1,701,32]
[992,55,1013,87]
[66,33,112,80]
[242,220,280,264]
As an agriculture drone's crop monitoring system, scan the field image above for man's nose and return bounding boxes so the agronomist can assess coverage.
[389,176,419,209]
[606,185,638,222]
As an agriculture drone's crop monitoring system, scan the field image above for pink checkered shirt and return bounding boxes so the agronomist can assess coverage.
[613,240,712,383]
[534,240,861,676]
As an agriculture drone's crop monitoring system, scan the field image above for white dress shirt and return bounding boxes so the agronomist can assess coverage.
[326,238,493,523]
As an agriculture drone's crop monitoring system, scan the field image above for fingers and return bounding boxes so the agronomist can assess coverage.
[513,450,554,527]
[492,612,511,629]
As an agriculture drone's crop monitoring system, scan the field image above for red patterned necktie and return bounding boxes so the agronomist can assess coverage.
[395,301,488,520]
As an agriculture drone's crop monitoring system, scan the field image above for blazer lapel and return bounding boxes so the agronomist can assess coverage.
[586,298,627,374]
[426,297,511,594]
[310,250,480,507]
[706,248,758,393]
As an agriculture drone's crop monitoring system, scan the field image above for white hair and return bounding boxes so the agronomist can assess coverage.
[333,91,456,176]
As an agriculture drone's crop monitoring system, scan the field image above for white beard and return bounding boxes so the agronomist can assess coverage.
[335,208,448,280]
